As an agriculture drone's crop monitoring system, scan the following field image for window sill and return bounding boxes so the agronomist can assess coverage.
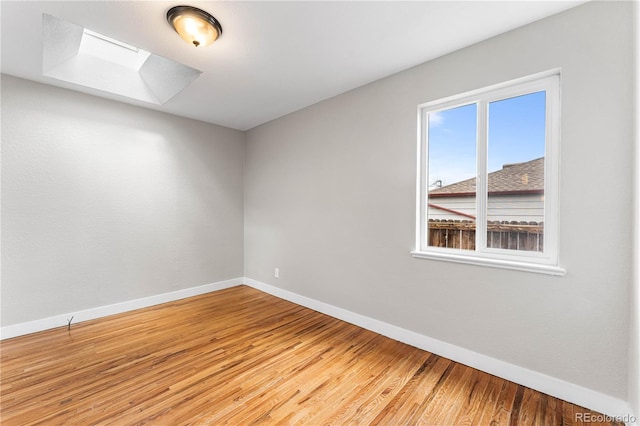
[410,250,566,276]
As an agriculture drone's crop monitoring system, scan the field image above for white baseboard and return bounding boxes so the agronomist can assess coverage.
[0,277,243,340]
[243,277,634,423]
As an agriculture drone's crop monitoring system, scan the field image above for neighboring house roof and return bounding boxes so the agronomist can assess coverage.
[429,157,544,197]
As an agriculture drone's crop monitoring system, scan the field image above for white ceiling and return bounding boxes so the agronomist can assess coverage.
[1,1,585,131]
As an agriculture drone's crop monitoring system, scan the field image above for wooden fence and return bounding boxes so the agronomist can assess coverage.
[428,220,544,252]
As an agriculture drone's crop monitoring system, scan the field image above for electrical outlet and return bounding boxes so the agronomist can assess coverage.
[274,267,280,278]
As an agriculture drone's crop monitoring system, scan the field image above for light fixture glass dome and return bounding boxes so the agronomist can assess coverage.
[167,6,222,48]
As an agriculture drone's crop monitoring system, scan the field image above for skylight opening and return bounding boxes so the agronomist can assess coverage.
[83,29,138,51]
[79,29,151,71]
[43,14,202,105]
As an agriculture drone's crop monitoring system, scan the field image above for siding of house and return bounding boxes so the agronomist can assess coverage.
[428,197,476,220]
[428,193,544,222]
[487,194,544,222]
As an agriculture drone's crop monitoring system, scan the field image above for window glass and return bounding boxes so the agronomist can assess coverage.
[427,104,477,250]
[487,91,546,252]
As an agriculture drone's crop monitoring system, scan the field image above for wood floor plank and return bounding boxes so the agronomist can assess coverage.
[448,369,492,425]
[468,373,507,425]
[0,285,623,425]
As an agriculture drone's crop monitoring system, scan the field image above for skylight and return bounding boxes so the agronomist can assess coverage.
[79,29,151,71]
[42,14,201,105]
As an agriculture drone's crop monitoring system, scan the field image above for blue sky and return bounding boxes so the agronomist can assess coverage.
[428,91,546,188]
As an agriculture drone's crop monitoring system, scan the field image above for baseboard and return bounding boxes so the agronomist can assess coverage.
[243,277,634,423]
[0,277,243,340]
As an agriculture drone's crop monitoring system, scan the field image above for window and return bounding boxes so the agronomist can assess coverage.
[412,71,564,275]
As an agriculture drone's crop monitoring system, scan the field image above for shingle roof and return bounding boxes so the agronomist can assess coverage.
[429,157,544,196]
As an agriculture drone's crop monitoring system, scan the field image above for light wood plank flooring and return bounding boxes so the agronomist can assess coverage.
[1,285,621,425]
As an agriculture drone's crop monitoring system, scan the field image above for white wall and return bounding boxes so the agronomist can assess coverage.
[1,75,245,326]
[631,0,640,420]
[245,0,634,403]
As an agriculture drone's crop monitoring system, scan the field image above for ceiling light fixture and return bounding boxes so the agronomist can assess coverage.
[167,5,222,48]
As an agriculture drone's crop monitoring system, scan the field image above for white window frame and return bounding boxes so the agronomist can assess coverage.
[412,70,565,275]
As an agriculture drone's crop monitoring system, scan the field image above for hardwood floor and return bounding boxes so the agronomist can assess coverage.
[1,285,621,425]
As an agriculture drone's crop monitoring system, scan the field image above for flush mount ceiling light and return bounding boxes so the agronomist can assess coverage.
[167,5,222,48]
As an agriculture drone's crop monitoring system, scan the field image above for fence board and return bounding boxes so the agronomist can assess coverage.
[428,220,543,252]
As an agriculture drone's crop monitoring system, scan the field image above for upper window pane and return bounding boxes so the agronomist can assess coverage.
[427,103,477,250]
[487,91,546,252]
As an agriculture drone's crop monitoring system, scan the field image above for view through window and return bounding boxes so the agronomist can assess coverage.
[427,92,546,252]
[415,72,562,274]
